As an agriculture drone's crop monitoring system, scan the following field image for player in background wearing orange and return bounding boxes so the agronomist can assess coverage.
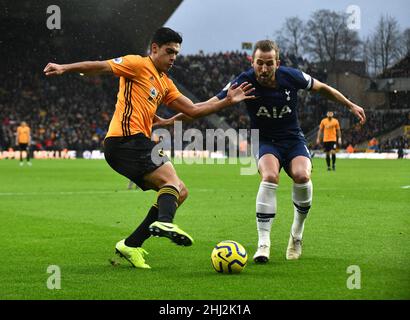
[316,111,342,171]
[16,121,32,166]
[43,27,255,269]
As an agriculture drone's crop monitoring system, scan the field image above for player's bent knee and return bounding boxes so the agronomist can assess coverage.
[261,173,279,184]
[155,173,181,191]
[292,173,310,184]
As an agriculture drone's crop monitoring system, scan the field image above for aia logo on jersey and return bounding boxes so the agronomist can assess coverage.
[256,105,292,118]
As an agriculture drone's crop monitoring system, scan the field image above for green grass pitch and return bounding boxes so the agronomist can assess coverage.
[0,158,409,300]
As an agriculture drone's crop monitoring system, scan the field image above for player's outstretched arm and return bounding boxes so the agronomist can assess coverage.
[154,97,222,126]
[316,128,322,145]
[43,61,112,77]
[312,80,366,125]
[337,128,342,145]
[152,114,192,128]
[168,82,255,119]
[153,113,193,128]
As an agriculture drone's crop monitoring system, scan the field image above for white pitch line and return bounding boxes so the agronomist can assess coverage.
[1,186,399,197]
[0,190,137,197]
[401,185,410,189]
[0,189,214,197]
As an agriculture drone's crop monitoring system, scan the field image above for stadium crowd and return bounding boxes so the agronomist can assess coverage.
[169,51,409,150]
[319,106,410,149]
[379,135,409,151]
[169,50,328,133]
[1,45,409,154]
[0,68,115,152]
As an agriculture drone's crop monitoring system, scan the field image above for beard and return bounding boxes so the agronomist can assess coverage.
[257,73,274,86]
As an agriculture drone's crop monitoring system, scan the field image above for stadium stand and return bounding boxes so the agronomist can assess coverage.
[0,0,182,153]
[1,48,409,153]
[1,0,409,155]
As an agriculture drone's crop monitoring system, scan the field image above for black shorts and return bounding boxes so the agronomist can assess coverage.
[19,143,28,150]
[323,141,337,152]
[104,133,169,191]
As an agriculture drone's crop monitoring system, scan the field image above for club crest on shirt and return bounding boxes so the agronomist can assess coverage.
[113,57,123,64]
[150,87,158,98]
[285,89,291,101]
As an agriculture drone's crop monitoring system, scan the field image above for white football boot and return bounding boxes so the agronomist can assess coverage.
[286,234,303,260]
[253,244,270,263]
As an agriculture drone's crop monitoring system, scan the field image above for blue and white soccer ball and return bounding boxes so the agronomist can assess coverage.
[211,240,248,274]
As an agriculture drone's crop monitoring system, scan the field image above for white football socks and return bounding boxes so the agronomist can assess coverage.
[291,180,313,240]
[256,181,278,247]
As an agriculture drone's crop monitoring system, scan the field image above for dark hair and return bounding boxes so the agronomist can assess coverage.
[151,27,183,47]
[252,40,280,60]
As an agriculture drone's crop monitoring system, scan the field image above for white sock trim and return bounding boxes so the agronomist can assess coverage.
[292,180,313,206]
[291,180,313,239]
[293,181,311,188]
[256,181,278,213]
[256,181,277,247]
[260,181,278,189]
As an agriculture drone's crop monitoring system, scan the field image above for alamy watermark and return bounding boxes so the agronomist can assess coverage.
[346,5,361,31]
[46,265,61,290]
[346,265,361,290]
[46,5,61,30]
[151,121,259,175]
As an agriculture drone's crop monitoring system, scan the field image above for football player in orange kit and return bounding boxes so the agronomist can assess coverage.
[16,121,32,166]
[44,27,255,269]
[317,111,342,171]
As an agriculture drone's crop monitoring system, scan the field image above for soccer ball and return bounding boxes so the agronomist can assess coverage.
[211,240,248,274]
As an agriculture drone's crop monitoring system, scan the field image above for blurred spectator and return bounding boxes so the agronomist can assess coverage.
[380,135,409,152]
[0,123,5,151]
[346,144,355,153]
[367,137,379,152]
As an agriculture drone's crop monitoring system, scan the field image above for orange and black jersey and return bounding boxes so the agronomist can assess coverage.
[17,125,31,144]
[105,55,182,138]
[319,118,340,142]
